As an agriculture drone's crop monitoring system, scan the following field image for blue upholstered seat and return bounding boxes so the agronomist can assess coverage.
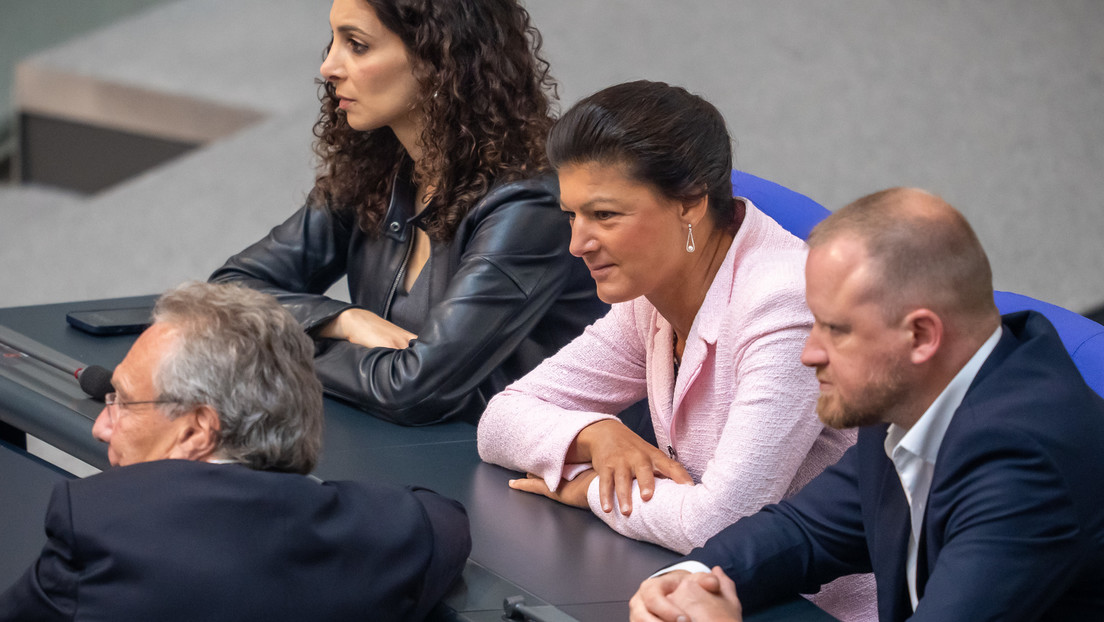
[731,169,829,241]
[993,291,1104,397]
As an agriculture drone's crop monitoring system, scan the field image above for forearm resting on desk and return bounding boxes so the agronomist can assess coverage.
[317,308,416,350]
[568,419,692,515]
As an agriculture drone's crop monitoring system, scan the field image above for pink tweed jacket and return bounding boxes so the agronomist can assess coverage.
[478,202,876,621]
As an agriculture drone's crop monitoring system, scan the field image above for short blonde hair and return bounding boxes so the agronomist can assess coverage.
[808,188,998,324]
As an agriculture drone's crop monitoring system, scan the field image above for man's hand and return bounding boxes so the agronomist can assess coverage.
[508,470,599,509]
[668,567,742,621]
[630,570,691,622]
[318,308,417,350]
[569,419,693,516]
[629,567,741,622]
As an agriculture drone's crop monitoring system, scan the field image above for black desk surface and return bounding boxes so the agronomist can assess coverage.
[0,297,836,621]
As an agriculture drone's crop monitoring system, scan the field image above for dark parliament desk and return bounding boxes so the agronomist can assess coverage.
[0,296,836,622]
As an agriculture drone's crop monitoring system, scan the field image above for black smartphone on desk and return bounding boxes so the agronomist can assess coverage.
[66,306,153,336]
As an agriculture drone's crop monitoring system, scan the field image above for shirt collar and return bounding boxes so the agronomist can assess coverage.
[886,324,1004,463]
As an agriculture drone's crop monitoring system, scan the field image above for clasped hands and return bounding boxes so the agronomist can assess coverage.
[629,568,743,622]
[508,419,693,515]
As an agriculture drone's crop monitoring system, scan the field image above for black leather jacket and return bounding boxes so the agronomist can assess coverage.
[210,172,606,425]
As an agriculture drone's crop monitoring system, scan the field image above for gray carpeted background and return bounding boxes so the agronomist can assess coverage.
[1,0,1102,317]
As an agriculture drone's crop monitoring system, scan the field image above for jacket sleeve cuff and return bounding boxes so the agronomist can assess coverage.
[300,300,358,334]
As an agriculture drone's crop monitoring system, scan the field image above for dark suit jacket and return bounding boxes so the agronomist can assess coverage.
[0,459,471,622]
[686,311,1104,621]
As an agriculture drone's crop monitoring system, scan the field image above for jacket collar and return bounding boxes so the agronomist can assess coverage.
[674,203,763,374]
[382,157,435,243]
[873,442,917,622]
[665,204,764,422]
[967,310,1044,393]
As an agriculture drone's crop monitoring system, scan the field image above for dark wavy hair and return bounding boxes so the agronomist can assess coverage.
[310,0,557,241]
[547,80,737,232]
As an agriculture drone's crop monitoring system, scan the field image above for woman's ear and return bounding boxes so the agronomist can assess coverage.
[680,193,711,227]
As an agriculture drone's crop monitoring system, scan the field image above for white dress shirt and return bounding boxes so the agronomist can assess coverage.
[884,325,1002,611]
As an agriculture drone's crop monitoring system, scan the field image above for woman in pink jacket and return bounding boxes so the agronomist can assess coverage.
[476,80,874,621]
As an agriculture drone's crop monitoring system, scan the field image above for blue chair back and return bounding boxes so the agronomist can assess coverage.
[994,291,1104,398]
[736,168,1104,398]
[731,169,830,240]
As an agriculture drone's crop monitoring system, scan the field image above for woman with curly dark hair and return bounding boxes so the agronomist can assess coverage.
[211,0,605,425]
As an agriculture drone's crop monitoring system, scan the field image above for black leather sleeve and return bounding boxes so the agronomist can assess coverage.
[209,204,358,332]
[315,182,579,424]
[211,180,590,425]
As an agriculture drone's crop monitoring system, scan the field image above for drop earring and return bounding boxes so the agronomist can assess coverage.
[686,223,696,253]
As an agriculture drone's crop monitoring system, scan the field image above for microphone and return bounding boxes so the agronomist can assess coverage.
[77,365,114,401]
[0,324,114,401]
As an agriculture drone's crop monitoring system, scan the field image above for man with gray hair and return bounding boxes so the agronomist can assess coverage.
[0,282,471,622]
[630,188,1104,621]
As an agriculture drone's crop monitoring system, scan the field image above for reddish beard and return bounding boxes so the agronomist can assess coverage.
[816,364,907,430]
